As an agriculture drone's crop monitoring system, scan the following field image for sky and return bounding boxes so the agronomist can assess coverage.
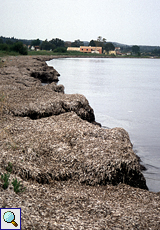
[0,0,160,46]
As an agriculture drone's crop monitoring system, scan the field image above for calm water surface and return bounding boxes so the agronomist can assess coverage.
[47,58,160,192]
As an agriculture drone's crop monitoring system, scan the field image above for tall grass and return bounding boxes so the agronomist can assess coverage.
[28,50,54,55]
[0,50,19,57]
[28,50,106,56]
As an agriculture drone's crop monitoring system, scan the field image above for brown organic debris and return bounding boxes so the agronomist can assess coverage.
[0,55,160,229]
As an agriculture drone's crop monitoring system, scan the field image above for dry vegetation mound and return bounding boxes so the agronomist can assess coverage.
[0,56,160,229]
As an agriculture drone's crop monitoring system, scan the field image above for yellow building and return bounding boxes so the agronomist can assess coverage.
[108,50,116,55]
[67,47,80,52]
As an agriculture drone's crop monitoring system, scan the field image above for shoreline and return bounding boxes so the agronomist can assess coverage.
[1,56,160,229]
[31,54,160,59]
[1,53,160,62]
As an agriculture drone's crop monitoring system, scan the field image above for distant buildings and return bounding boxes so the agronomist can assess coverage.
[108,50,116,55]
[29,45,40,51]
[67,46,125,55]
[80,46,102,54]
[115,47,122,55]
[67,46,102,54]
[67,47,80,52]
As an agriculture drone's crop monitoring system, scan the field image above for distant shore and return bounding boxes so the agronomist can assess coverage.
[1,49,160,59]
[28,53,160,59]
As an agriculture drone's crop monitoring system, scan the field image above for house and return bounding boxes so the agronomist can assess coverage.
[67,46,102,54]
[67,47,80,52]
[116,51,122,55]
[34,46,40,51]
[30,46,40,51]
[108,50,116,55]
[103,49,116,55]
[31,46,35,51]
[115,47,122,55]
[80,46,102,54]
[115,47,121,51]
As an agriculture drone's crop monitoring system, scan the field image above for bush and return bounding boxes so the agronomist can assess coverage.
[53,47,67,53]
[0,41,28,55]
[6,162,13,173]
[1,173,10,189]
[1,170,26,193]
[11,42,28,55]
[0,44,9,51]
[12,178,26,193]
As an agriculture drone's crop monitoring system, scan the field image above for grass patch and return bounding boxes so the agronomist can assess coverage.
[28,50,55,56]
[6,162,13,173]
[28,50,106,57]
[66,51,106,56]
[12,178,26,193]
[1,173,10,189]
[1,171,26,193]
[0,50,19,57]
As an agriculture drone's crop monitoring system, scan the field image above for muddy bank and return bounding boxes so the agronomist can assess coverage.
[0,56,160,229]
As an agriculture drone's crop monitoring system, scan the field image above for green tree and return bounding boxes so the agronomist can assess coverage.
[89,40,96,46]
[31,39,41,46]
[50,38,65,48]
[104,42,115,53]
[97,36,102,42]
[95,36,107,48]
[0,43,9,51]
[102,38,107,44]
[0,38,4,44]
[64,41,72,47]
[6,40,14,45]
[11,42,28,55]
[53,47,67,53]
[40,40,53,50]
[132,45,140,54]
[152,48,160,56]
[71,39,84,47]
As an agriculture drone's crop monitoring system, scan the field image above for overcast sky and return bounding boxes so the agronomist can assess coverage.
[0,0,160,46]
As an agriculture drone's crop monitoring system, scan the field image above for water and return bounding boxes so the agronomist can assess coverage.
[47,58,160,192]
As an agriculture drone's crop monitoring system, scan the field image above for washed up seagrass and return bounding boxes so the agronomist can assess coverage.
[0,56,160,229]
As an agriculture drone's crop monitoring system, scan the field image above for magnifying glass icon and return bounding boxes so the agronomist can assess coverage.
[3,211,18,227]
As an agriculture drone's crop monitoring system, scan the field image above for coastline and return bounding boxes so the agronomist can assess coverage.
[28,53,160,58]
[0,56,160,229]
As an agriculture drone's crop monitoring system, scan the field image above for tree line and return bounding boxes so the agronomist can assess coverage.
[0,36,116,55]
[1,35,159,56]
[0,40,28,55]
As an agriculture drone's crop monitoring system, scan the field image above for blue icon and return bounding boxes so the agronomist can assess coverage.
[3,212,18,227]
[0,208,21,230]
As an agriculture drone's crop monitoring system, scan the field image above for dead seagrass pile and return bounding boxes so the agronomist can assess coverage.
[1,112,147,189]
[0,56,160,229]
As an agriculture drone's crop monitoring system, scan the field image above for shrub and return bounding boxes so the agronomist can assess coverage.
[53,47,67,53]
[1,173,10,189]
[0,41,28,55]
[12,178,26,193]
[0,44,9,51]
[10,42,28,55]
[6,162,13,173]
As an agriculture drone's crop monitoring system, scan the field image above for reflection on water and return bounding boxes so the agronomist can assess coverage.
[47,58,160,192]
